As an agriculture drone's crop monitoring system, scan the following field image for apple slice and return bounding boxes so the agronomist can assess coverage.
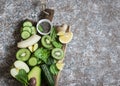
[10,68,19,77]
[28,43,38,52]
[14,60,30,73]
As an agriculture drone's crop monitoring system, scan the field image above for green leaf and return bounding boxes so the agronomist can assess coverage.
[50,27,57,41]
[34,48,50,63]
[38,25,43,32]
[15,69,28,86]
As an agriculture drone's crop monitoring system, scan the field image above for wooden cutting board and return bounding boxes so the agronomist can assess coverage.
[40,9,70,86]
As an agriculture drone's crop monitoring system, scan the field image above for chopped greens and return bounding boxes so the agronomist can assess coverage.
[34,48,50,63]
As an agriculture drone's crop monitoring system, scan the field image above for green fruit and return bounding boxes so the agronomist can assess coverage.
[52,48,64,60]
[21,31,31,39]
[41,35,52,49]
[14,60,30,73]
[16,48,31,61]
[28,66,41,86]
[10,68,19,77]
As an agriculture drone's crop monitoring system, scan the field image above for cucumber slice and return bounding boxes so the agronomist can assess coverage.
[28,57,37,66]
[31,26,36,34]
[21,31,31,39]
[23,21,32,27]
[22,27,32,33]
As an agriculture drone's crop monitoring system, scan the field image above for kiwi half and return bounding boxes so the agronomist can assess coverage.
[41,35,52,49]
[52,48,64,60]
[16,48,31,61]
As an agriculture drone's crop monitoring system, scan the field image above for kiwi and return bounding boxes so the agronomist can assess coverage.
[16,48,31,61]
[41,35,52,49]
[52,48,64,60]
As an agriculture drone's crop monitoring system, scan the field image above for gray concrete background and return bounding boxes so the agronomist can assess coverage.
[0,0,120,86]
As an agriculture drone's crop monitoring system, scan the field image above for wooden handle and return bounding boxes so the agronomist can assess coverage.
[39,9,54,21]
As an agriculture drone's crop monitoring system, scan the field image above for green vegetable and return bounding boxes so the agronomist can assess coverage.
[15,69,28,86]
[50,64,59,75]
[38,25,43,32]
[31,26,36,34]
[23,21,32,27]
[46,57,55,65]
[28,57,38,66]
[34,48,50,63]
[50,27,57,41]
[21,31,31,39]
[52,41,62,48]
[22,27,32,33]
[41,64,54,86]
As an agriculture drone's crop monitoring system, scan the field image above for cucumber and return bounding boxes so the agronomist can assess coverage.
[23,21,32,27]
[22,27,32,33]
[41,64,54,86]
[28,57,37,66]
[46,57,54,65]
[31,26,36,34]
[21,31,31,39]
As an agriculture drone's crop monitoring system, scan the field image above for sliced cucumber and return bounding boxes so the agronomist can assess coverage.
[23,21,32,27]
[21,31,31,39]
[22,27,32,33]
[31,26,36,34]
[28,57,37,66]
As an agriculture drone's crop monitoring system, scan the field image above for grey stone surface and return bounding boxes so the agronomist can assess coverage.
[0,0,120,86]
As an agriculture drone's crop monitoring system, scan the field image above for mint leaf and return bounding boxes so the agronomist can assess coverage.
[15,69,28,86]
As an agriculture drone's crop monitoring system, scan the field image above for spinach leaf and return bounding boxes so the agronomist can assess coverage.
[15,69,28,86]
[34,48,50,63]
